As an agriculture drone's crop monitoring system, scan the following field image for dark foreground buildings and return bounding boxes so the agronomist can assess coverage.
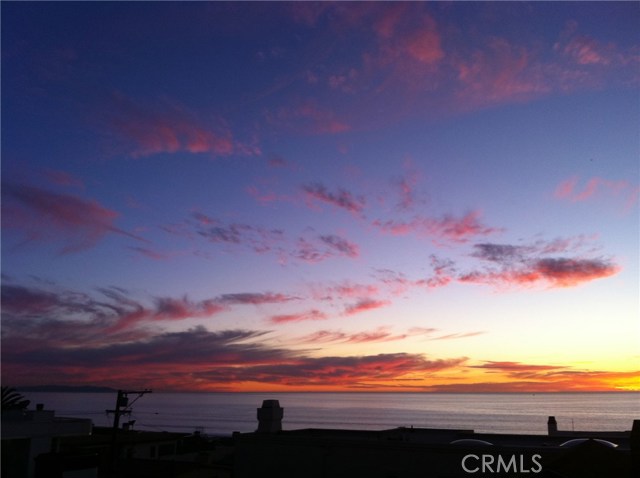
[2,399,638,478]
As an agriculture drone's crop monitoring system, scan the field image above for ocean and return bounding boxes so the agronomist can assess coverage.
[22,392,639,436]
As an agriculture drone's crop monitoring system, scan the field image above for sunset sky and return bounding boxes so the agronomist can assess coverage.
[2,2,639,392]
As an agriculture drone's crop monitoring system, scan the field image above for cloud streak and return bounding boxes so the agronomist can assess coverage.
[373,210,501,244]
[302,182,366,215]
[2,183,143,253]
[554,176,639,211]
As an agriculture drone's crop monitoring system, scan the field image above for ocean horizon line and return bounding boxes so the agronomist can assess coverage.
[17,385,640,395]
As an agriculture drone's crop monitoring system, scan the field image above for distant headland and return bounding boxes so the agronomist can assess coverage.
[17,385,117,393]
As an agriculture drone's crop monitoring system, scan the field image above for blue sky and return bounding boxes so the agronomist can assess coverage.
[2,2,638,391]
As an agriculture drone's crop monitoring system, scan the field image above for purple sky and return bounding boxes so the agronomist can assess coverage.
[2,2,639,392]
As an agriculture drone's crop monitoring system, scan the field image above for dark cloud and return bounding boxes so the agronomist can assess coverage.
[293,234,360,263]
[193,353,467,387]
[318,234,359,258]
[533,257,619,287]
[217,292,298,305]
[472,243,528,263]
[2,313,468,389]
[194,215,285,253]
[2,326,279,368]
[302,182,366,215]
[462,239,620,289]
[1,281,298,336]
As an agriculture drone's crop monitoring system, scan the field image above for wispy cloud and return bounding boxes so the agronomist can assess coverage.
[302,182,366,215]
[2,183,143,253]
[318,234,360,258]
[270,309,327,324]
[193,214,285,254]
[2,300,469,389]
[293,233,360,263]
[297,326,443,345]
[373,210,501,245]
[431,331,485,340]
[554,176,639,211]
[193,353,467,388]
[1,281,298,335]
[217,292,298,306]
[344,298,391,316]
[298,327,402,344]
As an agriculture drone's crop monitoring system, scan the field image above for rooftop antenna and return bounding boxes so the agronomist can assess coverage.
[106,389,152,430]
[106,389,152,470]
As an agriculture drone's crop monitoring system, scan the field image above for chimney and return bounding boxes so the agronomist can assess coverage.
[257,399,283,433]
[547,416,558,435]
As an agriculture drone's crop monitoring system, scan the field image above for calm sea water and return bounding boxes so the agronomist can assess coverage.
[22,392,639,436]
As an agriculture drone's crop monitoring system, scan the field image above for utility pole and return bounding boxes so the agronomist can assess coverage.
[106,389,152,472]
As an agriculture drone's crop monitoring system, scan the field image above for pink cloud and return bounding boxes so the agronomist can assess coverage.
[554,176,639,210]
[563,36,612,66]
[2,183,142,253]
[106,92,257,158]
[453,37,550,110]
[270,309,328,324]
[332,282,380,299]
[431,331,485,340]
[403,17,444,65]
[298,326,408,344]
[372,3,407,40]
[154,296,225,320]
[369,7,444,70]
[344,298,391,316]
[374,210,501,245]
[459,256,620,289]
[555,22,615,67]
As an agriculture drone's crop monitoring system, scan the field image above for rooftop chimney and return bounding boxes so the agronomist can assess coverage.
[257,399,283,433]
[547,416,558,435]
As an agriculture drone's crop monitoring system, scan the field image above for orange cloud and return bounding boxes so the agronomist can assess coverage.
[460,257,619,289]
[462,240,620,289]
